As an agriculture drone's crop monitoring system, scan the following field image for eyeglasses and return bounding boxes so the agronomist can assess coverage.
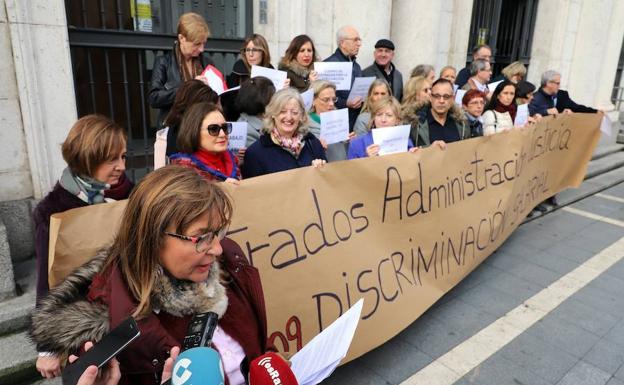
[319,97,338,104]
[548,80,561,85]
[344,37,362,42]
[244,48,263,54]
[467,100,485,106]
[206,123,232,136]
[165,226,229,253]
[430,93,453,101]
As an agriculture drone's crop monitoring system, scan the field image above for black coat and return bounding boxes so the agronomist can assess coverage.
[148,42,214,128]
[242,132,327,178]
[361,62,404,101]
[528,88,597,117]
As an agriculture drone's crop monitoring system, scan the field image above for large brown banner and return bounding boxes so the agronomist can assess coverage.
[49,114,601,362]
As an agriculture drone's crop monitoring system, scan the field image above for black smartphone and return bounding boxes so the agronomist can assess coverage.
[61,317,141,385]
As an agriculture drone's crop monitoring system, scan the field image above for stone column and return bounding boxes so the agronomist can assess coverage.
[5,0,77,199]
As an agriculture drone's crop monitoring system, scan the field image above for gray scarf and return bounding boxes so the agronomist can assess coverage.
[59,167,109,204]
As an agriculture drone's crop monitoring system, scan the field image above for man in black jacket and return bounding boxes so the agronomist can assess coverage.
[529,70,598,116]
[324,25,363,130]
[362,39,403,101]
[456,44,492,88]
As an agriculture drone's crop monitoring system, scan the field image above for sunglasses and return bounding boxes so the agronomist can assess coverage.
[206,123,233,136]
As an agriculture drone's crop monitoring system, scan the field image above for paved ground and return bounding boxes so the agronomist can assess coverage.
[322,182,624,385]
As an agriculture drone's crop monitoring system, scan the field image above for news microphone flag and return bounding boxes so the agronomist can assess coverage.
[249,352,299,385]
[172,347,225,385]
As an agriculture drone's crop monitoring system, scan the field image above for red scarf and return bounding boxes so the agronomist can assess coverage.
[193,149,234,177]
[494,103,517,122]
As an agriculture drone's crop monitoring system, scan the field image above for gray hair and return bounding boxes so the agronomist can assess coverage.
[541,70,561,87]
[470,59,488,76]
[410,64,435,79]
[262,88,309,135]
[336,26,351,45]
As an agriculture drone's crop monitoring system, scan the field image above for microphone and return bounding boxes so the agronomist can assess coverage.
[249,353,299,385]
[171,347,225,385]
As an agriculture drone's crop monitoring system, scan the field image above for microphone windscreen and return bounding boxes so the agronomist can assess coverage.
[249,353,299,385]
[172,347,225,385]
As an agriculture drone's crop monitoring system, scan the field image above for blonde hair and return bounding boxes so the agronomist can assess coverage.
[177,12,211,43]
[105,166,233,319]
[368,97,401,129]
[361,79,392,113]
[61,114,126,178]
[263,88,309,134]
[310,80,336,113]
[501,61,527,81]
[439,65,456,78]
[402,76,430,105]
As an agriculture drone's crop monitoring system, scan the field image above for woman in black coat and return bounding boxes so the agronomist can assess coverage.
[148,12,214,128]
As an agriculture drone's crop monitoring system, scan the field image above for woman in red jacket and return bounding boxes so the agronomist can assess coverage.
[30,166,272,385]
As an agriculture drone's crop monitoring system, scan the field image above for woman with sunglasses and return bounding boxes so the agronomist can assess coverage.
[226,34,273,88]
[170,102,241,184]
[30,166,276,385]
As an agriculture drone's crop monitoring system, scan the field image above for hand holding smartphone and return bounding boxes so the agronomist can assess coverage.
[62,317,141,385]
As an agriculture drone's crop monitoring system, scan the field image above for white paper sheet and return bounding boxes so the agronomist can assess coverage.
[227,122,247,151]
[371,124,411,155]
[201,65,227,95]
[600,114,612,137]
[347,77,376,103]
[301,88,315,112]
[514,104,529,127]
[453,84,459,93]
[220,85,240,95]
[154,127,168,170]
[290,299,364,385]
[455,89,467,107]
[487,80,503,94]
[250,65,288,91]
[314,62,353,90]
[320,109,349,145]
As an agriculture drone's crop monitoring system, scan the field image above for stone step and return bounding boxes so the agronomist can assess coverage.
[0,331,38,385]
[585,151,624,179]
[591,143,624,161]
[0,291,34,337]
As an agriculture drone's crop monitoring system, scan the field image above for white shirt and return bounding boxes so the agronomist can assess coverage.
[212,326,247,385]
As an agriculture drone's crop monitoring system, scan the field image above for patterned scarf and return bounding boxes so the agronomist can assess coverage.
[271,128,304,157]
[59,167,109,204]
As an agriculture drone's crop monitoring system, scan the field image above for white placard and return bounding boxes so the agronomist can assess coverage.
[200,65,227,95]
[301,88,314,112]
[347,77,376,102]
[455,89,467,107]
[371,124,411,155]
[514,104,529,127]
[600,114,612,137]
[453,84,459,93]
[487,80,503,94]
[154,127,168,170]
[320,108,349,145]
[227,122,248,151]
[314,62,353,90]
[250,65,288,91]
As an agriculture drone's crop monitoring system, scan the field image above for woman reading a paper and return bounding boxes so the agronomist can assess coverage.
[148,13,214,128]
[353,79,393,136]
[348,98,418,159]
[169,102,241,184]
[308,80,355,162]
[30,166,277,385]
[242,88,327,178]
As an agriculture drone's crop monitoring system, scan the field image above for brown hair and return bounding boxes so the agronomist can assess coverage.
[401,76,431,105]
[177,12,211,43]
[362,79,392,113]
[176,102,223,153]
[61,114,127,177]
[281,34,318,67]
[165,80,219,128]
[369,97,401,129]
[240,34,272,69]
[105,165,233,318]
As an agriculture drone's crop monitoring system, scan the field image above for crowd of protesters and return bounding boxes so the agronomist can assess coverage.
[29,12,603,385]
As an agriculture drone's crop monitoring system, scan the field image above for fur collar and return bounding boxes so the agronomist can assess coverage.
[30,251,228,356]
[152,261,228,318]
[278,59,312,77]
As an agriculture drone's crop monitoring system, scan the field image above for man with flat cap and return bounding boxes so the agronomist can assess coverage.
[362,39,403,101]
